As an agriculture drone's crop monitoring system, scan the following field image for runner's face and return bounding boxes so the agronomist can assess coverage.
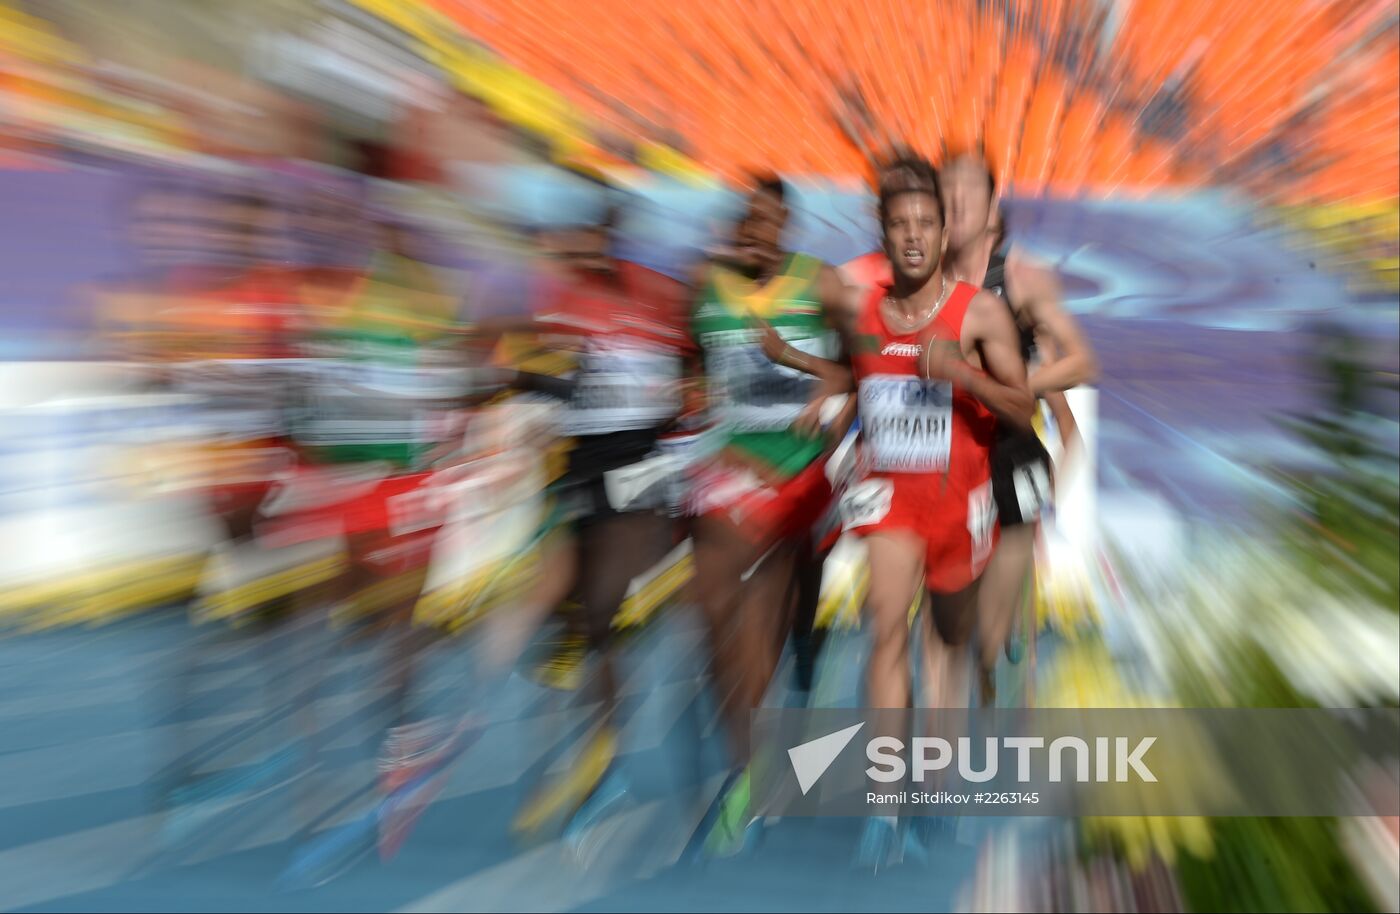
[942,156,993,250]
[570,225,613,274]
[882,192,944,284]
[733,190,787,278]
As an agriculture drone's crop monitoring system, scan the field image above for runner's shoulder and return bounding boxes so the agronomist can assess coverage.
[812,259,865,325]
[1003,247,1059,295]
[619,260,687,303]
[964,285,1016,329]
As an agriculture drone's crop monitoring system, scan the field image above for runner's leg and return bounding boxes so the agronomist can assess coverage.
[575,510,674,728]
[790,534,826,693]
[734,538,799,729]
[476,530,578,680]
[691,513,766,760]
[865,531,926,710]
[974,523,1035,703]
[925,581,980,710]
[853,530,925,867]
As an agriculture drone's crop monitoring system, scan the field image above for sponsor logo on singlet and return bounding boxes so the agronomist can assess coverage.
[880,342,923,358]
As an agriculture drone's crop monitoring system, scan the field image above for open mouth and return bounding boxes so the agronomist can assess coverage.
[902,247,925,267]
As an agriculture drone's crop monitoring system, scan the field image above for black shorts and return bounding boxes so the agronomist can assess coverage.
[991,432,1052,527]
[554,429,667,527]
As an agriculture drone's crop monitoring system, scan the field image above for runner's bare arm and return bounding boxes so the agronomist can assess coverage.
[784,265,857,436]
[801,266,861,436]
[820,264,864,340]
[678,262,713,421]
[1043,389,1080,452]
[749,265,852,388]
[924,289,1035,430]
[1008,258,1098,394]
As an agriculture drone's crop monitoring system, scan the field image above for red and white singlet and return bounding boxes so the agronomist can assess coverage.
[842,280,999,592]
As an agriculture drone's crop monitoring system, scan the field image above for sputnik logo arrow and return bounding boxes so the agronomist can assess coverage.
[787,723,865,795]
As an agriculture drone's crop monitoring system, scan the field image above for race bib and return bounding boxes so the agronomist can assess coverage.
[292,358,464,446]
[602,454,675,512]
[299,359,467,400]
[174,359,300,442]
[560,341,681,436]
[1012,459,1051,522]
[967,480,997,565]
[710,333,832,432]
[386,483,450,537]
[840,478,894,529]
[858,374,953,473]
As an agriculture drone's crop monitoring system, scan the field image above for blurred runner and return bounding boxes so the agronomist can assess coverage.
[462,172,693,840]
[119,185,332,841]
[269,206,475,795]
[686,176,852,858]
[939,152,1096,704]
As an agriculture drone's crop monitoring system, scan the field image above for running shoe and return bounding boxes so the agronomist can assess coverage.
[377,717,457,795]
[700,768,762,859]
[512,726,617,838]
[528,633,588,692]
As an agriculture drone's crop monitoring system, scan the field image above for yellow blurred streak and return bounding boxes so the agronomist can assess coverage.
[814,550,868,630]
[412,534,542,632]
[2,553,204,630]
[1041,639,1218,870]
[347,0,712,183]
[612,544,692,630]
[346,0,587,158]
[1274,201,1400,292]
[635,140,716,188]
[32,556,206,630]
[195,553,347,624]
[333,566,429,625]
[1034,556,1102,639]
[0,3,79,64]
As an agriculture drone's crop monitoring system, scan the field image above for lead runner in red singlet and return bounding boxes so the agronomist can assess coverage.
[833,158,1033,710]
[827,156,1033,866]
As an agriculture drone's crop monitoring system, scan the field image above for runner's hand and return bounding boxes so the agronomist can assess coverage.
[792,395,826,438]
[755,319,789,364]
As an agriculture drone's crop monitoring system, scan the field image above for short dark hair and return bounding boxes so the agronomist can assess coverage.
[749,172,787,204]
[877,156,943,225]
